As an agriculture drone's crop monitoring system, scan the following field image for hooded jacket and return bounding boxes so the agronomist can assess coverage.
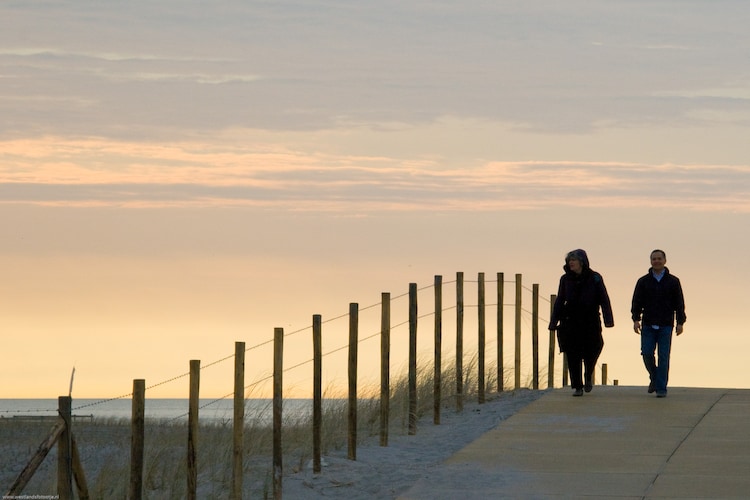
[549,249,614,355]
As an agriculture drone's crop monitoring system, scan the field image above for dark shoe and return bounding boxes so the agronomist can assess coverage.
[648,383,655,394]
[656,391,667,398]
[573,388,584,397]
[584,384,593,393]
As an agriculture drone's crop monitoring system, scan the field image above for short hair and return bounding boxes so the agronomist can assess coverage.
[650,249,666,259]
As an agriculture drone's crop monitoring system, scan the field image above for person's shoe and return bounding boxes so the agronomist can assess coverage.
[656,391,667,398]
[584,384,593,393]
[573,388,584,397]
[648,383,656,394]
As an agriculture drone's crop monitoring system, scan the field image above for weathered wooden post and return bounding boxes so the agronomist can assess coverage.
[71,435,89,500]
[478,272,486,404]
[515,274,522,389]
[434,276,442,425]
[6,420,65,496]
[57,396,73,500]
[313,315,323,470]
[456,272,464,412]
[187,360,200,500]
[232,342,245,499]
[130,379,145,500]
[273,328,283,499]
[348,303,359,460]
[408,283,418,435]
[497,272,505,393]
[548,294,557,388]
[380,294,390,446]
[532,284,540,390]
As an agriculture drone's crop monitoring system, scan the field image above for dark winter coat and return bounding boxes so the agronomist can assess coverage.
[549,252,614,357]
[631,267,686,327]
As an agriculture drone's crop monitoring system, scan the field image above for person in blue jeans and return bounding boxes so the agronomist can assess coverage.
[631,249,687,398]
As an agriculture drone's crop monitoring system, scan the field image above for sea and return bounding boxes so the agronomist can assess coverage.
[0,398,320,425]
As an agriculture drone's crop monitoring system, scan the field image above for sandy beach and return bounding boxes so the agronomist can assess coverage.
[283,389,543,499]
[2,389,543,498]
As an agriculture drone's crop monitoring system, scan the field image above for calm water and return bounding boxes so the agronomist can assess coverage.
[0,398,320,424]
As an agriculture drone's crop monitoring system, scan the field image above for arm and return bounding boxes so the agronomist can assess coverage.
[674,277,686,335]
[631,279,643,334]
[548,276,566,330]
[597,276,614,328]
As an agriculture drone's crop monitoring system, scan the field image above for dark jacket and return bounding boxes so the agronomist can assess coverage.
[631,267,686,327]
[549,251,614,356]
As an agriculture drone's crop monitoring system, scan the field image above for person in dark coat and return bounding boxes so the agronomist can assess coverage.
[631,249,686,398]
[549,249,615,396]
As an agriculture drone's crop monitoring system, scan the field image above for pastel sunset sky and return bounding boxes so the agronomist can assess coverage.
[2,1,749,399]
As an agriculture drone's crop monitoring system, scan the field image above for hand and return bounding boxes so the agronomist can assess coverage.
[633,321,641,334]
[676,324,684,336]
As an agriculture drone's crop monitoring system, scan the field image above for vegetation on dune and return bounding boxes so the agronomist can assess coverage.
[2,356,539,498]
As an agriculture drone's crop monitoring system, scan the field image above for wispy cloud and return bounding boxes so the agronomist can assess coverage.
[2,138,748,212]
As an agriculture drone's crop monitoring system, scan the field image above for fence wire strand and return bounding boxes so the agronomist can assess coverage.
[4,274,556,416]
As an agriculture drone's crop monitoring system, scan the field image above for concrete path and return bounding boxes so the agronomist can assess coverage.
[400,386,750,499]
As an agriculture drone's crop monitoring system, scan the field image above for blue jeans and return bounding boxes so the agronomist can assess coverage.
[641,326,673,393]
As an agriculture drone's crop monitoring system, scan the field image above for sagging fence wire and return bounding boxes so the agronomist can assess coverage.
[2,276,553,419]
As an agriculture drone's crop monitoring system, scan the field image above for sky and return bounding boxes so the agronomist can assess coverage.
[2,1,749,400]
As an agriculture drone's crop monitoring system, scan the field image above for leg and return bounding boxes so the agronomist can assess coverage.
[583,357,596,392]
[584,333,603,393]
[567,351,584,393]
[640,328,658,392]
[655,326,674,395]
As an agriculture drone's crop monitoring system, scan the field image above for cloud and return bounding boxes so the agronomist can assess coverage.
[3,1,750,137]
[2,137,748,212]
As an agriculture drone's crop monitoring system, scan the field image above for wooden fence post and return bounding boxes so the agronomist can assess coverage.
[232,342,245,499]
[548,294,557,388]
[313,315,323,470]
[514,274,522,389]
[497,272,504,393]
[433,276,442,425]
[187,360,200,500]
[130,379,145,500]
[478,272,486,404]
[456,272,464,412]
[71,434,89,500]
[273,328,284,500]
[532,284,539,390]
[6,420,65,496]
[348,304,359,460]
[408,283,418,435]
[57,395,73,500]
[380,294,390,447]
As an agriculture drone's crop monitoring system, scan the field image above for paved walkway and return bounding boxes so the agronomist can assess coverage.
[400,386,750,499]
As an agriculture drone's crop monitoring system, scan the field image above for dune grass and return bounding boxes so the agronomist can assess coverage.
[2,356,539,498]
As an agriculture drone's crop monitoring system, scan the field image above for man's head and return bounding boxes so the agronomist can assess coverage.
[650,249,667,273]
